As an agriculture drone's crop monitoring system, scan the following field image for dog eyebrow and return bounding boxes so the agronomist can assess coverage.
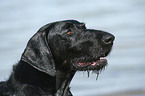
[80,23,85,27]
[66,23,74,28]
[62,23,74,29]
[80,23,86,29]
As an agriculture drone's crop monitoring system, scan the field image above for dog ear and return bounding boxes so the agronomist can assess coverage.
[21,23,56,76]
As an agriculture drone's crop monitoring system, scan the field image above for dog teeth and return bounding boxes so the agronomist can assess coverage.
[100,57,106,60]
[91,62,96,66]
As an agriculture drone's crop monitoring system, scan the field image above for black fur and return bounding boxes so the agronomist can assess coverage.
[0,20,115,96]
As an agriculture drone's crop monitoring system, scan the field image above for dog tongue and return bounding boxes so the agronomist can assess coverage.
[91,57,106,66]
[100,57,106,60]
[91,62,96,66]
[79,62,91,67]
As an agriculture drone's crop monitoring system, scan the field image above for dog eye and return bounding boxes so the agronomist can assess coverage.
[66,29,71,34]
[67,31,71,34]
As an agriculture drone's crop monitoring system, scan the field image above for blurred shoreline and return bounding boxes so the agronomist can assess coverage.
[99,90,145,96]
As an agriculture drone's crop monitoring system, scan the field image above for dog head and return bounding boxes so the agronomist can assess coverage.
[21,20,115,76]
[69,29,114,72]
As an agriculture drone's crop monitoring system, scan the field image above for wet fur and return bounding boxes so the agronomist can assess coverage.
[0,20,114,96]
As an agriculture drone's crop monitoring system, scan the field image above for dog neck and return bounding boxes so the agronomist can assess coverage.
[13,60,76,95]
[56,69,76,96]
[13,60,56,94]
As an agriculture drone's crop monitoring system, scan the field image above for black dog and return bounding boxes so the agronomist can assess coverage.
[0,20,115,96]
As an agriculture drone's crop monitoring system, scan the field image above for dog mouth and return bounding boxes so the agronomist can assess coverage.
[78,57,107,67]
[73,56,108,71]
[71,56,108,80]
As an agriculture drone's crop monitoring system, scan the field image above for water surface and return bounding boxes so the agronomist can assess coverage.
[0,0,145,96]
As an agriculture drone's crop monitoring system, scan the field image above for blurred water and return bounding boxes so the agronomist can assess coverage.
[0,0,145,96]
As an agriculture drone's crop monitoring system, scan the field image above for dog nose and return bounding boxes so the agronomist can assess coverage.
[102,34,115,44]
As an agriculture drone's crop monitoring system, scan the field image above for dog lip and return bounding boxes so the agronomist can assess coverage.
[78,57,106,67]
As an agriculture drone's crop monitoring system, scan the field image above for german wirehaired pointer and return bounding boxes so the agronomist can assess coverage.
[0,20,115,96]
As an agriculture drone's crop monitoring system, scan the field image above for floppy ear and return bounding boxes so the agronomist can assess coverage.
[21,23,56,76]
